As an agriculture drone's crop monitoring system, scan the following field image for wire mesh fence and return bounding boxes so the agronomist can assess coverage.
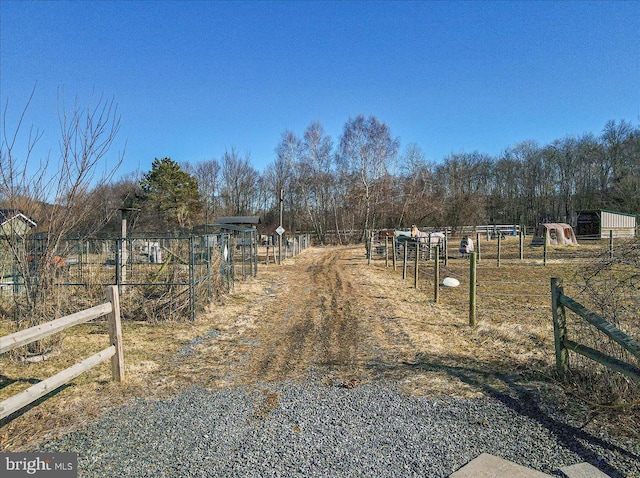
[0,234,236,322]
[1,231,313,324]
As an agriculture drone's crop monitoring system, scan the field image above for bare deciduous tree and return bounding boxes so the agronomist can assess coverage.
[300,122,334,244]
[0,87,123,339]
[338,115,399,240]
[184,158,221,225]
[220,147,258,216]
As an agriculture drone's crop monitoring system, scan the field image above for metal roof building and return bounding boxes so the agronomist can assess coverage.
[575,210,636,239]
[213,216,261,226]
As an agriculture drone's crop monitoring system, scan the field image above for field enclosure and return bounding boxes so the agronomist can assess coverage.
[369,233,640,406]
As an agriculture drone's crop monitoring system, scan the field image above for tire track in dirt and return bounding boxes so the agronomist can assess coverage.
[191,245,458,393]
[232,248,362,385]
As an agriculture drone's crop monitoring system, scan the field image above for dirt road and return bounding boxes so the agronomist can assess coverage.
[173,245,485,397]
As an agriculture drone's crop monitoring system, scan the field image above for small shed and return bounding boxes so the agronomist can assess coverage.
[199,222,259,280]
[0,209,37,236]
[575,210,636,239]
[531,223,578,246]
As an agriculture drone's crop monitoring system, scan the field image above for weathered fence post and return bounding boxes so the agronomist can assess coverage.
[551,278,569,377]
[414,243,419,288]
[206,238,212,299]
[392,235,397,271]
[469,252,477,326]
[434,245,440,303]
[189,236,196,319]
[385,236,389,268]
[226,235,233,290]
[106,285,125,382]
[402,240,408,280]
[476,232,481,262]
[543,239,548,266]
[609,229,614,259]
[519,230,524,261]
[497,233,501,268]
[443,232,448,266]
[254,233,258,277]
[241,233,247,280]
[115,239,121,291]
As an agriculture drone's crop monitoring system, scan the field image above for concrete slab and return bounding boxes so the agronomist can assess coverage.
[560,462,611,478]
[450,453,554,478]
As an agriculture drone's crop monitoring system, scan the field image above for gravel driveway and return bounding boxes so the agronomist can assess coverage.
[39,380,639,477]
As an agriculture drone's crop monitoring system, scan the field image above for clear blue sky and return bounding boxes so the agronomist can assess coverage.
[1,0,638,179]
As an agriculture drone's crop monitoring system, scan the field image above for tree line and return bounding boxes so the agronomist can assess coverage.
[2,93,639,244]
[100,116,638,243]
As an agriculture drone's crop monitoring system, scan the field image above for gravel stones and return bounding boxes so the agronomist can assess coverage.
[39,382,639,477]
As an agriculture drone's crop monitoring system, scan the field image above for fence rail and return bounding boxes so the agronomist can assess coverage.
[0,286,124,420]
[551,277,640,381]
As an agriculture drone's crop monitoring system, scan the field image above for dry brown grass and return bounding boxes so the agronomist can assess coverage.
[1,241,638,452]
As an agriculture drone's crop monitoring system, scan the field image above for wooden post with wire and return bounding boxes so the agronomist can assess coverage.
[434,245,440,303]
[519,230,524,261]
[609,229,614,260]
[414,243,419,288]
[551,278,569,377]
[443,231,448,266]
[469,252,477,326]
[392,235,397,271]
[385,236,389,268]
[402,240,408,280]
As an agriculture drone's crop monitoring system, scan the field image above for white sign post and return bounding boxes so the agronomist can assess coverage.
[276,226,285,265]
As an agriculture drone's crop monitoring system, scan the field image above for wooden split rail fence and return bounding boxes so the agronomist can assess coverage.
[551,278,640,381]
[0,285,124,420]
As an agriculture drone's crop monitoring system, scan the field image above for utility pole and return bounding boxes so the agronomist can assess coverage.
[278,188,284,265]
